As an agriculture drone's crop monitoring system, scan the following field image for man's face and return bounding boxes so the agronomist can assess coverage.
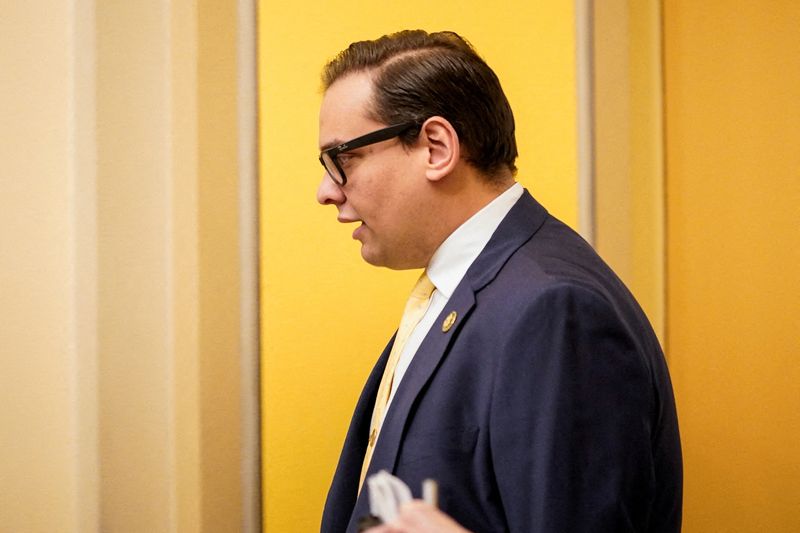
[317,73,435,269]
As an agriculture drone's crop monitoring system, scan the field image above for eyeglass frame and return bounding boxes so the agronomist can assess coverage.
[319,121,421,186]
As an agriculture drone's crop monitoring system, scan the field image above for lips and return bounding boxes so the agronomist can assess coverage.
[335,215,364,240]
[352,223,365,240]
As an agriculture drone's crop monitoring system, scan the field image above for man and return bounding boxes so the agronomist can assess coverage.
[317,30,682,533]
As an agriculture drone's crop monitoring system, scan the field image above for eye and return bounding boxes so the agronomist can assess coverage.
[337,153,356,167]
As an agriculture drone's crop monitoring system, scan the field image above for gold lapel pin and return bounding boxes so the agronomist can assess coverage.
[442,311,457,332]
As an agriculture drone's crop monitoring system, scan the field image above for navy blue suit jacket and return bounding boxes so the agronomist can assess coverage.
[322,191,682,532]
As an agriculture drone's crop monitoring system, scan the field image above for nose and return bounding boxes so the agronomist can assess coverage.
[316,172,345,206]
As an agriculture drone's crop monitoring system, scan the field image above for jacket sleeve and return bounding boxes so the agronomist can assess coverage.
[489,283,657,532]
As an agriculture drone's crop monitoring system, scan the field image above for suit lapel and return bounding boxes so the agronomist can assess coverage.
[344,191,549,530]
[345,289,477,531]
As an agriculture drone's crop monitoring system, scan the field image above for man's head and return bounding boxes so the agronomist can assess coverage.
[322,30,517,179]
[317,30,517,270]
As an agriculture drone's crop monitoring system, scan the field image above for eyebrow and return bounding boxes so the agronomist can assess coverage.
[319,139,344,152]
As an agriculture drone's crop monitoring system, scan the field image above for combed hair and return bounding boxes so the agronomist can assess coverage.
[322,30,518,179]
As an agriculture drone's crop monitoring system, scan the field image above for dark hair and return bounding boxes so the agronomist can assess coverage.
[322,30,518,179]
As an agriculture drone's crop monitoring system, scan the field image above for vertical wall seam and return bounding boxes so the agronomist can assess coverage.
[66,0,79,529]
[163,0,178,529]
[69,0,100,530]
[575,0,596,245]
[238,0,262,531]
[658,0,669,358]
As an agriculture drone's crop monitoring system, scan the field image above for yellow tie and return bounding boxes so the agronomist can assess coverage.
[359,272,436,489]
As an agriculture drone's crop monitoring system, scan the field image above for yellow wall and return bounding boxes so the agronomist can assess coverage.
[664,1,800,531]
[258,2,578,530]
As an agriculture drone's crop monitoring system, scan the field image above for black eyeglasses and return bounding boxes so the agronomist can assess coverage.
[319,121,420,186]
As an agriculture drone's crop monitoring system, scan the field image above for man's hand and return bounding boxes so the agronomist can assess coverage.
[367,501,472,533]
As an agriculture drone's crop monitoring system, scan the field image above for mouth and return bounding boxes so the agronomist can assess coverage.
[336,216,364,240]
[352,222,365,240]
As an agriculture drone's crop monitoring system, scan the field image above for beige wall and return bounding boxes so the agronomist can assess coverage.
[0,1,258,531]
[1,1,94,530]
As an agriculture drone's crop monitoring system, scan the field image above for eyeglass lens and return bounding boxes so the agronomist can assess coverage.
[321,152,344,185]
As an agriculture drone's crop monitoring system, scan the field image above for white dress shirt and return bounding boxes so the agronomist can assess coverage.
[384,182,524,415]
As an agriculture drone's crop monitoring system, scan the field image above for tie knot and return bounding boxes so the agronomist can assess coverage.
[410,272,436,300]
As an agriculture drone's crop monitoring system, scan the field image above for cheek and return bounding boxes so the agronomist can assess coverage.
[351,171,391,217]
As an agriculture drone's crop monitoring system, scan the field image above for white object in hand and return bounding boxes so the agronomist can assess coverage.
[366,471,413,523]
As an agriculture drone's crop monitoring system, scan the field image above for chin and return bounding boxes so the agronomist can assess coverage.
[360,242,427,270]
[362,251,421,271]
[360,249,400,269]
[359,245,386,267]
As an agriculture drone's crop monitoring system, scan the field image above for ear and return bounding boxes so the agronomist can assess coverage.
[419,116,460,182]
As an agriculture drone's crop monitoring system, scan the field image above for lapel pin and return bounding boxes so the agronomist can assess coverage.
[442,311,457,332]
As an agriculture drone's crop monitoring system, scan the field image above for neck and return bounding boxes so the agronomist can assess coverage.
[418,168,515,265]
[446,165,514,220]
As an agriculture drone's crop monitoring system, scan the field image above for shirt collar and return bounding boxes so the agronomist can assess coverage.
[427,182,524,299]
